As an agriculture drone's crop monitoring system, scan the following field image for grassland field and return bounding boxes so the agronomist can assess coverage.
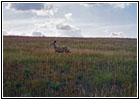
[3,36,137,97]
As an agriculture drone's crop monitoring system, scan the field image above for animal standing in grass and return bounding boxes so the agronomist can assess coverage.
[50,41,71,53]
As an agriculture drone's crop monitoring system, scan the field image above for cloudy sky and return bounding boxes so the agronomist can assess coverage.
[2,2,137,38]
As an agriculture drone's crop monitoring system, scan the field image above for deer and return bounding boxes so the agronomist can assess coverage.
[50,41,71,54]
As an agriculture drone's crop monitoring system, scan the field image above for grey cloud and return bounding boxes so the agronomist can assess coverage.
[3,30,8,35]
[56,23,73,30]
[112,32,119,36]
[7,3,56,17]
[32,31,44,37]
[7,3,53,11]
[56,23,82,37]
[7,3,44,11]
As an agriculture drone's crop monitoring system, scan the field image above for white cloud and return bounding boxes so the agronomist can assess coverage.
[80,3,101,7]
[80,3,131,9]
[7,30,23,36]
[60,30,82,37]
[3,16,136,38]
[34,18,63,37]
[77,23,136,38]
[64,13,72,20]
[4,3,135,38]
[34,18,82,37]
[108,3,131,9]
[35,23,48,29]
[33,7,58,16]
[111,32,124,37]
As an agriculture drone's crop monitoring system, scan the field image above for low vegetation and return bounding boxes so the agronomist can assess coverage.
[3,36,137,97]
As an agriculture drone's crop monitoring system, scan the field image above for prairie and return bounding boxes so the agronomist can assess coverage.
[3,36,137,97]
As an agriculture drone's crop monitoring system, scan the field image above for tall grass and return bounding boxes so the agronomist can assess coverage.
[3,36,137,97]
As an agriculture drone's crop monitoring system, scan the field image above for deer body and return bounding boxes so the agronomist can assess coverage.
[50,41,71,53]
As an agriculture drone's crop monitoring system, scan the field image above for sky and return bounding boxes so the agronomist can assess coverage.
[2,2,137,38]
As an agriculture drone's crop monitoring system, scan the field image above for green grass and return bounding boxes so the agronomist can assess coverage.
[3,36,137,97]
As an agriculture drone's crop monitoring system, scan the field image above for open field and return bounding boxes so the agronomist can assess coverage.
[3,36,137,97]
